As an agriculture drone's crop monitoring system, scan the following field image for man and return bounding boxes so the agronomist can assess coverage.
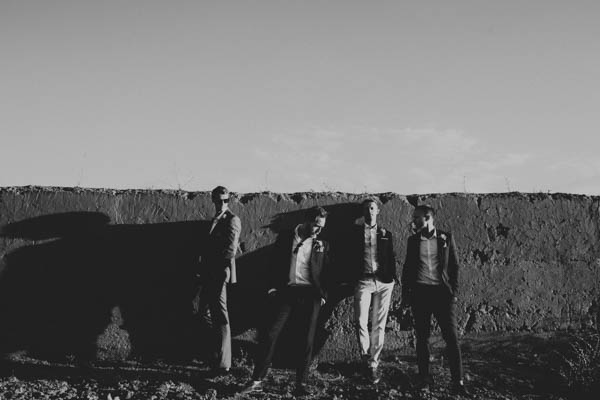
[241,207,330,396]
[401,205,469,396]
[197,186,241,373]
[350,199,397,384]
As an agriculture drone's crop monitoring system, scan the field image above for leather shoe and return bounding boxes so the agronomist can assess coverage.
[451,380,471,397]
[292,383,312,397]
[208,367,230,378]
[415,374,435,390]
[369,367,381,384]
[240,380,263,394]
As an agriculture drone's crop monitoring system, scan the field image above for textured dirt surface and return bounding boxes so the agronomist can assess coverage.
[0,332,584,400]
[0,187,599,364]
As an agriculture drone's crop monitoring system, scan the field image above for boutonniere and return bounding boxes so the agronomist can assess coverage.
[439,233,448,248]
[313,239,325,253]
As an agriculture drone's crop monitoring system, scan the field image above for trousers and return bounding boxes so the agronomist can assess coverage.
[252,286,321,384]
[411,283,463,382]
[354,277,394,368]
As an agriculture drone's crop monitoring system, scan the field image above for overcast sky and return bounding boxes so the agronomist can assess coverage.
[1,1,599,194]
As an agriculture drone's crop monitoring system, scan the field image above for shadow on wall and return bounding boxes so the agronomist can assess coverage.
[0,212,207,361]
[0,203,367,365]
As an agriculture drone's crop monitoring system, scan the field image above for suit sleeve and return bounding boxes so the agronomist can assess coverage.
[388,231,398,282]
[267,234,283,291]
[448,233,460,296]
[401,237,413,303]
[223,215,241,259]
[321,241,331,301]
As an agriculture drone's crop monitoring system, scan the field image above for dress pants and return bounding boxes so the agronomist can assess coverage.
[354,278,395,368]
[252,286,321,384]
[197,267,231,369]
[411,283,463,382]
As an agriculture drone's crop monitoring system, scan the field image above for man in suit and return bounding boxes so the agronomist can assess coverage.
[350,198,397,384]
[197,185,241,373]
[401,205,469,396]
[241,206,330,396]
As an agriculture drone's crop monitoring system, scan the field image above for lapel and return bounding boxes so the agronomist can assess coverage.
[376,227,384,259]
[357,223,365,255]
[436,231,446,270]
[309,237,324,284]
[209,210,228,235]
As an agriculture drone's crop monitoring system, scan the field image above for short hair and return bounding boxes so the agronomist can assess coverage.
[361,198,381,208]
[305,206,328,221]
[211,186,229,198]
[414,204,435,216]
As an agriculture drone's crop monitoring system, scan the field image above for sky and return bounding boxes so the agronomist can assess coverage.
[1,0,599,195]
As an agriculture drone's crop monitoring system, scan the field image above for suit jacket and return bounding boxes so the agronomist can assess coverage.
[346,223,397,284]
[267,228,331,300]
[401,229,460,303]
[203,209,241,284]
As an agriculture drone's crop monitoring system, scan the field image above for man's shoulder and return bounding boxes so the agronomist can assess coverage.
[223,210,241,222]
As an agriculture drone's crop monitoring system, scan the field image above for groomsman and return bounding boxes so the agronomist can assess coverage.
[241,207,331,396]
[401,205,469,396]
[350,199,397,384]
[197,185,241,373]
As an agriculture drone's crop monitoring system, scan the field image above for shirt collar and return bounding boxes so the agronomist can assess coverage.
[214,209,228,220]
[420,228,437,240]
[364,222,377,230]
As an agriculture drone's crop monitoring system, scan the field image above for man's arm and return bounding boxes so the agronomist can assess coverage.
[387,230,398,283]
[223,215,242,259]
[400,237,413,305]
[448,233,460,296]
[320,241,331,304]
[267,233,284,295]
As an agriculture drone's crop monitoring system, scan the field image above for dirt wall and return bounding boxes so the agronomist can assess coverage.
[0,187,598,363]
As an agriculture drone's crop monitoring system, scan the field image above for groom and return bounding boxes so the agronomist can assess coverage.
[241,206,331,396]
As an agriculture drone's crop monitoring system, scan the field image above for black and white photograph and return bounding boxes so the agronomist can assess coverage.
[1,1,599,399]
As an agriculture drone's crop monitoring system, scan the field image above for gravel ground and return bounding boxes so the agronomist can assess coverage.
[0,333,589,400]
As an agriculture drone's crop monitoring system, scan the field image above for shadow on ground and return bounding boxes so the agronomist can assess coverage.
[0,332,581,400]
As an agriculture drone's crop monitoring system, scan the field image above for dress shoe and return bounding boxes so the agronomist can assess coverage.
[292,383,312,397]
[208,367,230,378]
[240,380,263,394]
[450,380,471,397]
[415,374,435,390]
[369,367,381,384]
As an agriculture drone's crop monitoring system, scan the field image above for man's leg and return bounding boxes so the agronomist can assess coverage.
[412,285,434,378]
[251,290,293,381]
[208,268,231,369]
[369,281,395,369]
[354,279,374,360]
[433,289,463,383]
[295,292,322,385]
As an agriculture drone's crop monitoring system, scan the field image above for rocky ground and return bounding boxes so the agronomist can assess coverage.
[0,332,591,400]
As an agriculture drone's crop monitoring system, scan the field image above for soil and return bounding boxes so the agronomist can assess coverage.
[0,332,589,400]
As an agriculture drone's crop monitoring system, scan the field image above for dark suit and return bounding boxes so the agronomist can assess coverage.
[252,228,330,384]
[198,209,241,369]
[401,229,463,382]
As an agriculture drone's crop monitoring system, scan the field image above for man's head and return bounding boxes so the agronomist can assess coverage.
[361,198,380,224]
[211,186,230,214]
[412,204,435,233]
[305,206,328,237]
